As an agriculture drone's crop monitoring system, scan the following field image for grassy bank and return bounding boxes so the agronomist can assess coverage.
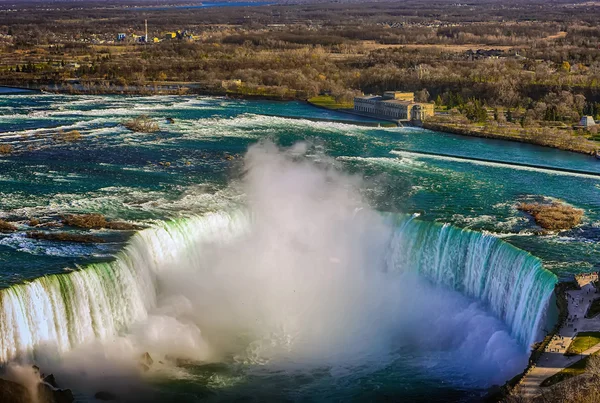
[565,332,600,356]
[307,95,353,110]
[422,118,599,156]
[540,354,596,387]
[540,331,600,388]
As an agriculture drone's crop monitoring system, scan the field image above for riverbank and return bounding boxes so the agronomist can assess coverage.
[0,86,40,94]
[422,119,599,157]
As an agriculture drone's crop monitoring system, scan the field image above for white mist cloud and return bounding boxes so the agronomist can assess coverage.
[23,141,527,399]
[141,141,527,380]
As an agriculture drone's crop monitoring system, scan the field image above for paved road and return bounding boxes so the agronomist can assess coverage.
[517,283,600,398]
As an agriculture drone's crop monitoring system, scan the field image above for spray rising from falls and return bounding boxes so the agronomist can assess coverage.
[0,142,557,386]
[387,215,557,347]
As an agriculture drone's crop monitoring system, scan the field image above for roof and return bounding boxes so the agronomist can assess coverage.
[355,96,413,104]
[579,116,596,127]
[355,95,382,101]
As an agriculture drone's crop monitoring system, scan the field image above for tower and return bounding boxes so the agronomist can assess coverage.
[145,19,148,43]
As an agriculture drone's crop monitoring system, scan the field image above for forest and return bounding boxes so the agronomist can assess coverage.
[2,0,600,151]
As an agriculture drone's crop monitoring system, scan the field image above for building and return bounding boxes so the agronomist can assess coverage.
[221,79,242,89]
[353,91,435,121]
[579,116,596,127]
[116,33,126,41]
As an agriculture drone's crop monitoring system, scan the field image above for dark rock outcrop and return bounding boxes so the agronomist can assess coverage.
[38,382,74,403]
[42,374,58,388]
[140,352,153,367]
[94,391,118,401]
[0,377,31,403]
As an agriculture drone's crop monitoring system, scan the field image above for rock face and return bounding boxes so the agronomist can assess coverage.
[42,374,58,388]
[140,352,154,367]
[38,382,74,403]
[0,370,74,403]
[0,377,31,403]
[94,391,118,401]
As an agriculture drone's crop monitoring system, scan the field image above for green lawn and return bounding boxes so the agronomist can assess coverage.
[566,332,600,356]
[540,352,597,387]
[308,95,353,110]
[587,299,600,318]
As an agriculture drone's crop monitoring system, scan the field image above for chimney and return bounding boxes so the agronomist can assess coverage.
[145,19,148,43]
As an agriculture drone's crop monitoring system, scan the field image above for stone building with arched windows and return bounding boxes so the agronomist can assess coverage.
[353,91,434,122]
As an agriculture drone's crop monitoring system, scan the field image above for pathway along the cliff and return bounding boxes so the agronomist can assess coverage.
[517,281,600,398]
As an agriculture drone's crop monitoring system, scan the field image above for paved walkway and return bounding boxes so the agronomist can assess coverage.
[518,282,600,398]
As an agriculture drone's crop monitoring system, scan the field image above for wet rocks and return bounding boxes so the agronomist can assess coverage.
[94,391,117,401]
[138,352,154,372]
[0,368,74,403]
[0,378,30,403]
[27,231,105,244]
[62,214,140,231]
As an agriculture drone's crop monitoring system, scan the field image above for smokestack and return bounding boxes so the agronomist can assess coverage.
[145,19,148,43]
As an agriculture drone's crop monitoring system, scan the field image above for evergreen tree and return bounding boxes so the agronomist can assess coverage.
[435,94,443,106]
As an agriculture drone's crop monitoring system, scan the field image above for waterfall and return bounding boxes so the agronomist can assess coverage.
[385,215,557,348]
[0,211,556,364]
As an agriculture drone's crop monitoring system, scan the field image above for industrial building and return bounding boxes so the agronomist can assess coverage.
[353,91,435,121]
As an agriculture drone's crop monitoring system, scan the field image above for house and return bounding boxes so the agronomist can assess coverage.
[221,79,242,89]
[353,91,435,121]
[579,116,596,127]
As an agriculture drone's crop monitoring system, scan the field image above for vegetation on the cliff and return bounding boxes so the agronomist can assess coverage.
[423,116,599,156]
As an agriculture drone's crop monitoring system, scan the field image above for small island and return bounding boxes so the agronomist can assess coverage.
[518,201,584,231]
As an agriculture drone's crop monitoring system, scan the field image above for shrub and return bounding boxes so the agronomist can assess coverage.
[122,115,159,133]
[518,202,584,230]
[0,220,17,232]
[0,144,13,154]
[54,129,82,142]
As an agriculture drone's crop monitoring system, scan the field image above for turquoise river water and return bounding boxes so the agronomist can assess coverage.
[0,94,598,402]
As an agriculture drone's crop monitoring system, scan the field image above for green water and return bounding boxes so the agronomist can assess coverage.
[1,94,598,282]
[0,94,599,401]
